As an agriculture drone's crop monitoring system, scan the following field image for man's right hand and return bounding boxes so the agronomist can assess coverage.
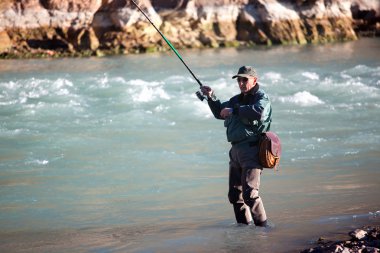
[200,86,213,98]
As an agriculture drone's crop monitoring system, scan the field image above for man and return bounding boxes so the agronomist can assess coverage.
[200,66,272,227]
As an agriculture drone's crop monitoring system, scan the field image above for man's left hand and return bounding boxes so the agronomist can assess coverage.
[220,108,233,118]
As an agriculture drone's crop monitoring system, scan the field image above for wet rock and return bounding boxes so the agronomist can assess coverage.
[350,229,368,240]
[301,226,380,253]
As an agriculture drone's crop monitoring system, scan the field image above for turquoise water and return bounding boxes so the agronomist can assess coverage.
[0,38,379,252]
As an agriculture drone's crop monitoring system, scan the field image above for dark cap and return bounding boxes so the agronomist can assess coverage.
[232,66,257,79]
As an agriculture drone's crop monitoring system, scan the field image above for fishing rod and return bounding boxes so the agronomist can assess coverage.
[131,0,206,101]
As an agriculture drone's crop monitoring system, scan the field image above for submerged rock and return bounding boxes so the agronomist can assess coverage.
[0,0,379,58]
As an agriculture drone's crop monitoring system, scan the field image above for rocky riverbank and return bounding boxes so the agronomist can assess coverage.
[0,0,379,59]
[301,226,380,253]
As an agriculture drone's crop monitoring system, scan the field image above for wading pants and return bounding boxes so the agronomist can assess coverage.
[228,143,267,226]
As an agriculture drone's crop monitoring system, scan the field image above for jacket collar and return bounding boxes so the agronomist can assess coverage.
[238,83,260,103]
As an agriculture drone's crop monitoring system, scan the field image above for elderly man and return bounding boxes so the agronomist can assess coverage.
[201,66,272,226]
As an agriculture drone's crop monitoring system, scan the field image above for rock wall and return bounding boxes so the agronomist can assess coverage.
[0,0,379,58]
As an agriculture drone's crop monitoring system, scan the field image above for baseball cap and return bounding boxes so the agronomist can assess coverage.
[232,66,257,79]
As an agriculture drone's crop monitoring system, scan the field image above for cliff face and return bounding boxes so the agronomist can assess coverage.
[0,0,379,58]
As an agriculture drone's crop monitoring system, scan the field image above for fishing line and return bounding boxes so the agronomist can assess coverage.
[131,0,206,100]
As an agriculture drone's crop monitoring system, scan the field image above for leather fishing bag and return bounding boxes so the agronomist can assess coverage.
[259,132,282,169]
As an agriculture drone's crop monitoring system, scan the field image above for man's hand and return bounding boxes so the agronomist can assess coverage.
[220,108,233,118]
[200,86,213,98]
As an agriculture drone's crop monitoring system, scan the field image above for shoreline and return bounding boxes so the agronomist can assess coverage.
[0,36,379,60]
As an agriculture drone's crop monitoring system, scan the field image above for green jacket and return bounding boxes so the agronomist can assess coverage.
[208,84,272,144]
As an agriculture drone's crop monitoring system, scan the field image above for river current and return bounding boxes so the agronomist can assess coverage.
[0,38,379,252]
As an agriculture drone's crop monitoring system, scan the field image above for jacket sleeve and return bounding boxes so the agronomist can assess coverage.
[207,94,229,120]
[233,92,271,122]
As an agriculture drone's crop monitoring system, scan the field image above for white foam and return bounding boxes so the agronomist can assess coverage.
[164,75,189,84]
[53,78,73,89]
[154,105,169,113]
[322,76,380,99]
[110,76,128,84]
[301,72,319,80]
[263,72,282,82]
[1,78,79,107]
[25,159,49,165]
[38,160,49,165]
[0,80,18,90]
[344,151,359,156]
[191,98,214,118]
[97,75,110,88]
[340,72,352,79]
[343,64,373,76]
[207,78,235,97]
[69,100,82,107]
[128,79,163,87]
[130,86,170,102]
[52,79,74,97]
[0,100,18,106]
[0,128,30,136]
[278,91,324,106]
[89,75,127,89]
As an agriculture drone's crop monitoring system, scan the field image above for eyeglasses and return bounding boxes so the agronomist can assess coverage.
[237,77,249,83]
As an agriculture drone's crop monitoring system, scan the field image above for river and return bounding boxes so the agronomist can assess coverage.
[0,38,379,252]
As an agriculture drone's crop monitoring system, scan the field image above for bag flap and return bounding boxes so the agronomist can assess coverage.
[265,132,281,157]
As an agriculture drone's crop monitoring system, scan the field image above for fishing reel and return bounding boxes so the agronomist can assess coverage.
[195,90,207,101]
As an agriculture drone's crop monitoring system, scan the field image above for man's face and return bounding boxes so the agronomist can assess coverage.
[237,76,257,94]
